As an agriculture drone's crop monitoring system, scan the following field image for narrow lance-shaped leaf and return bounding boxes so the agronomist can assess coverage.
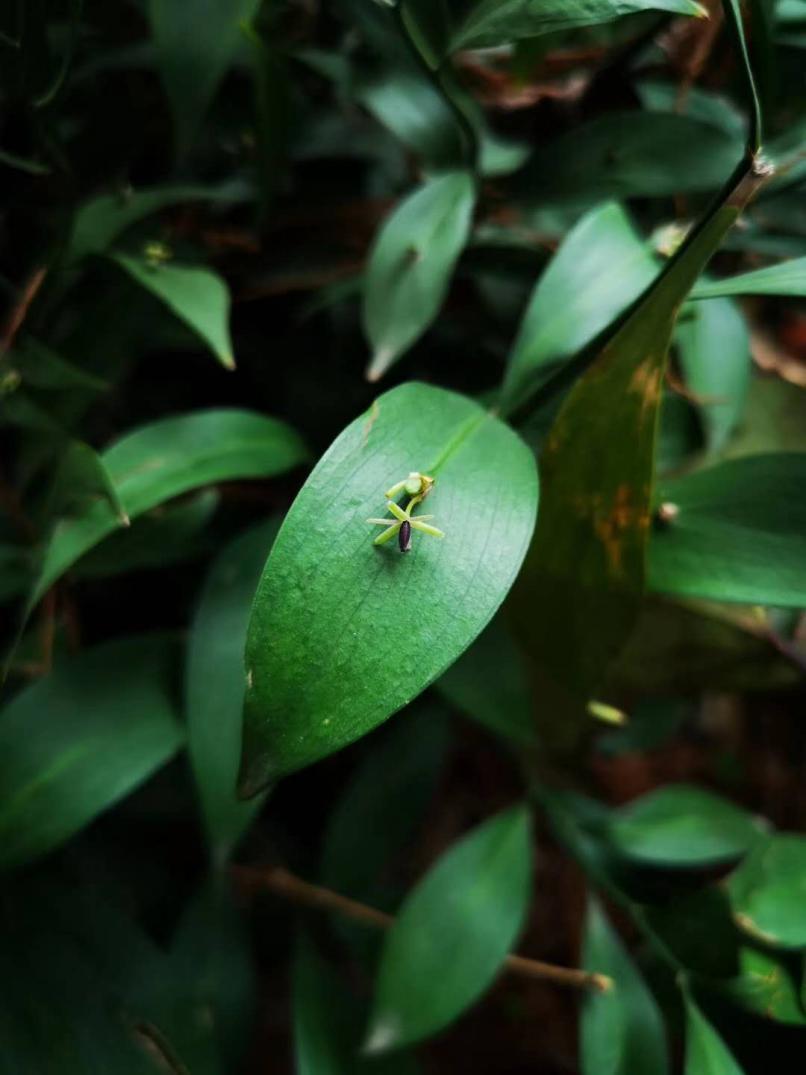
[692,255,806,298]
[186,519,279,864]
[649,453,806,607]
[675,297,750,454]
[500,201,659,416]
[581,898,669,1075]
[363,171,475,381]
[0,635,183,871]
[240,382,538,790]
[30,408,306,608]
[48,440,129,526]
[449,0,707,52]
[509,154,771,743]
[148,0,261,155]
[112,254,236,369]
[364,805,532,1053]
[294,934,422,1075]
[684,995,747,1075]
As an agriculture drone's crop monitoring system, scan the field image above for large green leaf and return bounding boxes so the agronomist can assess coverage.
[725,946,806,1024]
[500,202,658,416]
[581,899,669,1075]
[450,0,706,51]
[606,785,764,867]
[675,298,750,454]
[364,805,532,1052]
[31,408,306,606]
[148,0,261,155]
[649,453,806,606]
[521,113,744,208]
[684,997,747,1075]
[0,635,183,870]
[240,382,538,789]
[112,254,236,369]
[728,835,806,948]
[693,256,806,298]
[510,154,769,742]
[363,172,475,380]
[186,519,279,864]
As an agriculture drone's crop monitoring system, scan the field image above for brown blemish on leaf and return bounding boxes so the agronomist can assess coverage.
[591,484,650,575]
[628,360,663,419]
[362,399,380,444]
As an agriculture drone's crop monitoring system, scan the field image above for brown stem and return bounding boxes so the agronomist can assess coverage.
[1,266,47,354]
[234,865,612,994]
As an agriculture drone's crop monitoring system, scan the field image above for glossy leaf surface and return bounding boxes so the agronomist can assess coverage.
[676,298,750,454]
[364,805,532,1052]
[0,635,183,870]
[186,519,279,862]
[31,408,305,605]
[363,172,475,380]
[112,254,235,369]
[649,453,806,606]
[685,997,746,1075]
[501,201,658,416]
[511,157,767,725]
[729,834,806,948]
[148,0,261,154]
[606,785,764,866]
[450,0,706,51]
[241,382,538,788]
[581,899,669,1075]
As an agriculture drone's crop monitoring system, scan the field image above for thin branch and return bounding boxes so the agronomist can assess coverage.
[1,265,47,354]
[234,864,612,994]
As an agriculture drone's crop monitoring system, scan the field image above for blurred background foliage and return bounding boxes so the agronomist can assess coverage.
[2,0,806,1071]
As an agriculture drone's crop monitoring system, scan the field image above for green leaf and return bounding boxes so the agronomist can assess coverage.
[606,784,764,866]
[510,155,768,728]
[321,704,447,901]
[148,0,261,155]
[450,0,707,51]
[722,0,763,152]
[364,805,532,1052]
[729,834,806,948]
[73,489,218,579]
[693,256,806,298]
[186,519,279,863]
[721,377,806,458]
[240,382,538,788]
[49,439,129,526]
[294,934,422,1075]
[581,899,669,1075]
[500,201,659,416]
[676,298,750,454]
[112,254,236,369]
[725,946,806,1024]
[31,408,306,606]
[67,182,248,263]
[356,68,466,170]
[170,880,256,1069]
[14,338,107,391]
[684,996,747,1075]
[363,172,475,380]
[0,635,183,870]
[436,617,536,746]
[649,453,806,606]
[521,112,743,208]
